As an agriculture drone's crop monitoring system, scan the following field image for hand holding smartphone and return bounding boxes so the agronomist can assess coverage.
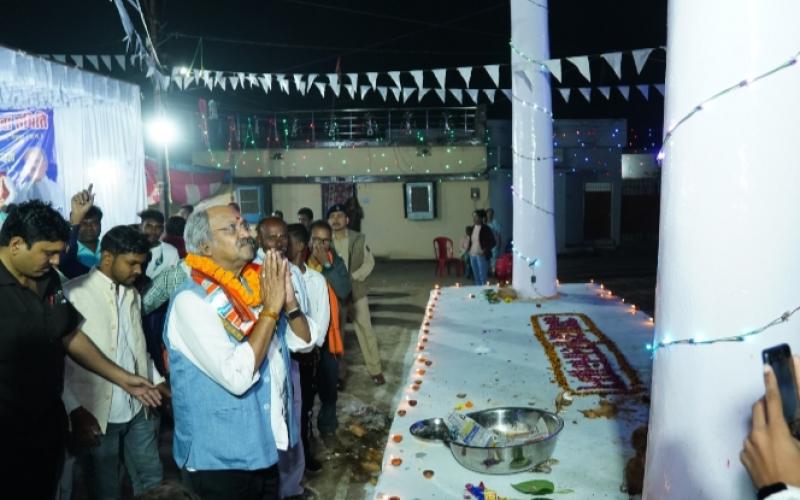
[761,343,800,438]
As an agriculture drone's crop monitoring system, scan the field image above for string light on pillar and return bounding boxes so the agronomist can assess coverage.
[658,49,800,163]
[646,305,800,354]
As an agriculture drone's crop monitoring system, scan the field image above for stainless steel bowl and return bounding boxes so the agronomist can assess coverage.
[409,407,564,475]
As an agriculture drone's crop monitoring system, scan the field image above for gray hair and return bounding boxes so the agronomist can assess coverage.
[184,209,212,254]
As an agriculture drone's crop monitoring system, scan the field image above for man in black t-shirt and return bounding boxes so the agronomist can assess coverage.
[0,196,162,499]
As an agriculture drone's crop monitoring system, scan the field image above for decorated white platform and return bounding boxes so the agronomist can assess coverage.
[374,283,654,499]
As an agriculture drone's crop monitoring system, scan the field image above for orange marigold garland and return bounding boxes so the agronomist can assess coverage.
[531,312,645,396]
[185,253,261,307]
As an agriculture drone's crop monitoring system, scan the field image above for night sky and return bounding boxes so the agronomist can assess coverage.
[1,0,667,146]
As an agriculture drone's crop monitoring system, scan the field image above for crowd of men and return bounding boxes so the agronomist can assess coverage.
[2,187,800,500]
[0,187,385,500]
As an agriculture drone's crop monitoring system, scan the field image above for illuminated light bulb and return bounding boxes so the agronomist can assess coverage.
[589,279,594,284]
[600,284,604,289]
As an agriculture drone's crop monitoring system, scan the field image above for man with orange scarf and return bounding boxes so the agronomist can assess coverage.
[164,205,313,500]
[306,221,351,443]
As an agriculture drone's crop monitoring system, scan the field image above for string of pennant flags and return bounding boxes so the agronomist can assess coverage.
[42,45,664,104]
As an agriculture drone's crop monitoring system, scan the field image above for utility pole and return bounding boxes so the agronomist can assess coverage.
[145,0,171,217]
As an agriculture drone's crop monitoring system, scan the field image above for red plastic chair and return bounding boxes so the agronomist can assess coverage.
[433,237,464,277]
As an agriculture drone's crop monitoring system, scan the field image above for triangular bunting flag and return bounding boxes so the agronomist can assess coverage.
[567,56,591,81]
[409,70,424,90]
[146,62,156,79]
[314,81,326,98]
[465,88,479,103]
[183,76,193,90]
[387,71,401,89]
[632,48,654,74]
[237,72,246,87]
[366,72,378,90]
[558,88,571,102]
[172,76,183,90]
[259,74,272,92]
[449,88,463,104]
[53,54,67,64]
[85,55,99,70]
[653,84,665,96]
[220,77,227,91]
[484,64,500,87]
[70,55,84,69]
[402,87,416,103]
[205,75,214,90]
[100,55,112,71]
[347,73,358,86]
[161,74,172,91]
[457,66,472,87]
[515,70,533,92]
[229,76,239,91]
[432,68,447,88]
[601,52,623,79]
[578,87,591,101]
[293,74,304,91]
[278,77,290,94]
[418,88,430,100]
[543,59,562,83]
[434,88,447,102]
[247,73,258,87]
[598,86,611,99]
[377,86,388,101]
[257,76,270,94]
[636,84,649,100]
[297,83,306,96]
[193,70,200,87]
[360,85,371,100]
[389,87,401,101]
[114,54,126,70]
[327,73,339,94]
[306,73,317,94]
[501,89,512,101]
[617,85,630,100]
[344,84,355,99]
[482,89,496,103]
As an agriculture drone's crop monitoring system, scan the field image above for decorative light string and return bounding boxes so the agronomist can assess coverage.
[510,185,555,216]
[511,147,554,163]
[647,305,800,353]
[511,241,540,268]
[524,0,548,10]
[510,93,554,118]
[658,50,800,162]
[509,41,549,71]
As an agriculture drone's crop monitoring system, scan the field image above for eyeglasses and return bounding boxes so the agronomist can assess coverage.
[214,220,250,236]
[311,237,331,245]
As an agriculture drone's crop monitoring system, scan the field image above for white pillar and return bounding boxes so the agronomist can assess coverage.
[510,0,557,298]
[644,2,800,498]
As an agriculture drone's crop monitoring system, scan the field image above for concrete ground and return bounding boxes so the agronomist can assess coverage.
[71,246,657,499]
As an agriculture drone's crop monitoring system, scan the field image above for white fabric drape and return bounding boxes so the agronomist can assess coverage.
[54,106,146,229]
[0,46,146,229]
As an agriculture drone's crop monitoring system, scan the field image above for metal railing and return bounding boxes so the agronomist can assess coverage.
[204,106,485,150]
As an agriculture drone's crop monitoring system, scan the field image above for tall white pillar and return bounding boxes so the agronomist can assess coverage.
[510,0,557,298]
[644,2,800,498]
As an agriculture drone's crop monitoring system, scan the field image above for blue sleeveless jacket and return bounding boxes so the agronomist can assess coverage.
[164,279,298,471]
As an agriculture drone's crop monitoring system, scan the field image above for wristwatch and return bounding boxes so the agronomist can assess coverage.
[758,483,787,500]
[287,307,303,321]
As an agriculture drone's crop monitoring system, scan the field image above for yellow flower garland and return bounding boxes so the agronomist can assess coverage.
[185,253,261,307]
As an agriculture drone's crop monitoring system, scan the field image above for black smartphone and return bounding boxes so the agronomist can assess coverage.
[762,343,800,437]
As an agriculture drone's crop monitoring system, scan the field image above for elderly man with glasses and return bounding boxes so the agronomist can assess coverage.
[164,205,313,500]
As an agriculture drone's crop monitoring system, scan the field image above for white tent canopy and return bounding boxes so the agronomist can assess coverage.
[0,45,146,230]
